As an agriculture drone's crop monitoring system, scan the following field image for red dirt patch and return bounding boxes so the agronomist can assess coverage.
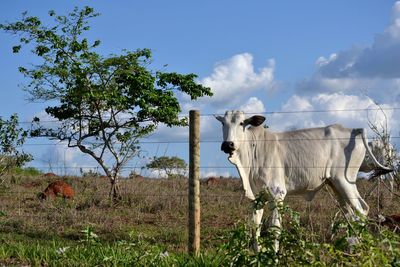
[38,180,74,200]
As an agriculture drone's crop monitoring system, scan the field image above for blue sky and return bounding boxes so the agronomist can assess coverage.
[1,1,399,177]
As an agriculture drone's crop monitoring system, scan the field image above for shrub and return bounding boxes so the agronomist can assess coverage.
[220,203,400,266]
[13,167,42,176]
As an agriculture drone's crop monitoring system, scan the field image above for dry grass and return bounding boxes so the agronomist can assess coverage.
[1,174,399,253]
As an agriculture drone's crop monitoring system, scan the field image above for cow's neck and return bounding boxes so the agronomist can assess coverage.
[229,130,258,200]
[228,130,256,165]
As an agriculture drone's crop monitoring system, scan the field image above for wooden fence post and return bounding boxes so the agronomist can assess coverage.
[188,110,200,256]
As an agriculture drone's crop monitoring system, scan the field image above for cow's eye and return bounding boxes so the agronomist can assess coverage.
[240,122,244,126]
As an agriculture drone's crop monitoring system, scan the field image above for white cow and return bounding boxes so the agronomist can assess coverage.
[216,110,393,250]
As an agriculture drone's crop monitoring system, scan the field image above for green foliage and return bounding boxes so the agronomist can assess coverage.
[0,114,32,178]
[220,203,400,266]
[13,166,42,176]
[80,226,99,245]
[146,156,188,178]
[0,231,222,267]
[3,217,398,266]
[1,6,212,198]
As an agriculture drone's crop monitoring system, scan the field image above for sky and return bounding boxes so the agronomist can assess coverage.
[1,1,399,178]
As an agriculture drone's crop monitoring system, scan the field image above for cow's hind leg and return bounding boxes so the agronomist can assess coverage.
[329,178,369,250]
[329,178,369,217]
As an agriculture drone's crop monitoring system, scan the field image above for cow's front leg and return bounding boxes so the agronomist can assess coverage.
[267,186,287,253]
[252,208,264,252]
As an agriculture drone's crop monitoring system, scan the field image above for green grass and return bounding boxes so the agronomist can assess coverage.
[0,231,224,266]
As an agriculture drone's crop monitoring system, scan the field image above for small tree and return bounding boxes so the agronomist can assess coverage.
[366,102,397,168]
[146,156,187,178]
[365,99,399,210]
[1,7,212,200]
[0,114,32,183]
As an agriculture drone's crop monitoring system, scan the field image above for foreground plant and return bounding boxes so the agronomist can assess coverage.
[220,203,400,266]
[0,231,223,267]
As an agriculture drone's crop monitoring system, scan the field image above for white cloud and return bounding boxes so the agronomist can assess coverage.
[201,170,231,179]
[149,123,189,142]
[297,2,400,104]
[198,53,276,106]
[282,95,313,112]
[315,53,338,67]
[329,2,400,79]
[384,1,400,39]
[269,93,398,136]
[311,93,374,121]
[158,53,276,150]
[149,113,220,142]
[239,97,266,114]
[32,143,85,175]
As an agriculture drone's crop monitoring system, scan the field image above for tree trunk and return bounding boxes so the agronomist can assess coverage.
[109,177,121,203]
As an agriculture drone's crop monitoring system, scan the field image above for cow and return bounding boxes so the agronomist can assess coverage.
[216,110,393,251]
[38,180,75,200]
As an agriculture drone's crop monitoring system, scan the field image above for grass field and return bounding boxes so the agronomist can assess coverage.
[1,174,399,266]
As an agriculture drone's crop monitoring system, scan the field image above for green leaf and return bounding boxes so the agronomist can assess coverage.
[18,67,27,73]
[12,45,21,53]
[93,40,100,47]
[35,45,50,56]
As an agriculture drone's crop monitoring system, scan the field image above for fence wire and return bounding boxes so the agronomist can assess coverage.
[13,106,400,124]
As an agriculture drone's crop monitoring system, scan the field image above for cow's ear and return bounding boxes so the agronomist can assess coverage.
[244,115,265,127]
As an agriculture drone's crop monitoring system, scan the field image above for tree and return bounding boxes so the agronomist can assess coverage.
[0,114,32,183]
[365,99,399,210]
[146,156,187,178]
[1,7,212,201]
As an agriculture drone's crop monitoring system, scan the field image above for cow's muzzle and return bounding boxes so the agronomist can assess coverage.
[221,141,236,155]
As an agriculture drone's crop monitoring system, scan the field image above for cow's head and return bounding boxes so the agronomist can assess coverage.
[215,110,265,157]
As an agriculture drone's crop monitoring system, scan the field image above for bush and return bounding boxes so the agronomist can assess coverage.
[13,167,42,176]
[220,203,400,266]
[0,114,32,186]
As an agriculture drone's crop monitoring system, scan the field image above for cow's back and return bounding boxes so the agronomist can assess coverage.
[249,124,366,194]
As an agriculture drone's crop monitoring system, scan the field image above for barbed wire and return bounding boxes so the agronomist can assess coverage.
[1,191,396,200]
[9,165,389,170]
[19,135,400,146]
[204,107,400,117]
[0,214,345,222]
[11,106,400,124]
[0,192,232,198]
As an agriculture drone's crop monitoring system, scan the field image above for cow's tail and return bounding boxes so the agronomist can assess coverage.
[359,128,393,178]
